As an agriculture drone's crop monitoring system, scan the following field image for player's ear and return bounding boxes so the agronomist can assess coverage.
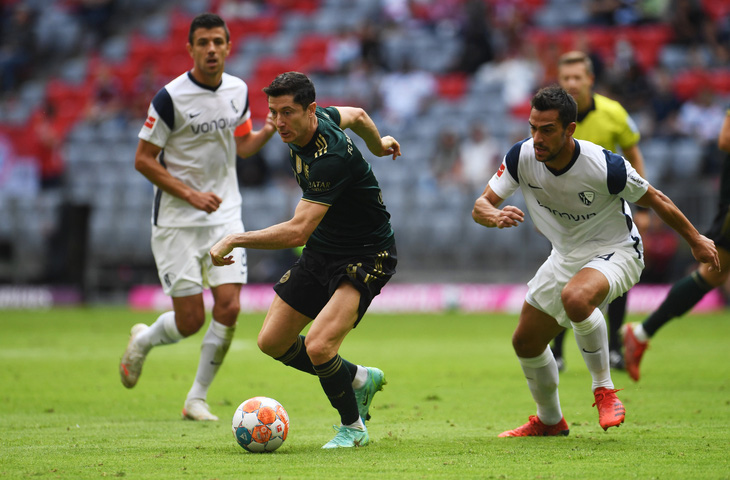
[307,102,317,117]
[566,122,576,137]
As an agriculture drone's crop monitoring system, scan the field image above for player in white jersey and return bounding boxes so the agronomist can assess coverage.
[472,85,718,437]
[119,13,276,421]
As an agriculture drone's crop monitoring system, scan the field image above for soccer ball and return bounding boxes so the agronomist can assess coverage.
[232,396,289,453]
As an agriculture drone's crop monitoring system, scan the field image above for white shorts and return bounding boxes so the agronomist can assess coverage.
[525,246,644,328]
[151,219,248,297]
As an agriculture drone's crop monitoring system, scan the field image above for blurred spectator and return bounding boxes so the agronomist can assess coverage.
[454,0,493,74]
[608,56,652,111]
[646,68,682,137]
[429,129,461,187]
[129,66,165,121]
[675,88,726,174]
[358,23,386,70]
[218,0,266,19]
[588,0,643,26]
[31,102,65,190]
[0,4,36,94]
[668,0,714,47]
[71,0,115,46]
[456,124,501,192]
[325,27,361,75]
[474,42,543,109]
[85,64,125,125]
[377,60,436,127]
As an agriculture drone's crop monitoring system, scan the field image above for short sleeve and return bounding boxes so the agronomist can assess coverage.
[138,88,173,148]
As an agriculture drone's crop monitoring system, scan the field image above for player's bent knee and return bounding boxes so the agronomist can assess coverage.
[176,315,206,337]
[511,333,544,358]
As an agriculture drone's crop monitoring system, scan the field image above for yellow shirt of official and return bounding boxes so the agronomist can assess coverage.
[574,93,640,153]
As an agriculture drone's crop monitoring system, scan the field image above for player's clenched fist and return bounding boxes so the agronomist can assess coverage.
[210,235,235,266]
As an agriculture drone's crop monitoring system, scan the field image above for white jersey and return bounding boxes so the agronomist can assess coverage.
[488,138,649,258]
[138,71,251,227]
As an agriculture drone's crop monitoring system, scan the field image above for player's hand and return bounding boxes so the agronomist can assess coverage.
[210,236,235,266]
[188,191,223,213]
[495,205,524,229]
[691,234,720,272]
[380,136,401,160]
[263,111,276,135]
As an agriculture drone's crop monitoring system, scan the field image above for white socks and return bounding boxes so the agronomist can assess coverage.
[633,323,649,342]
[517,346,563,426]
[352,365,368,389]
[135,311,184,354]
[344,417,366,431]
[187,319,235,401]
[572,308,613,391]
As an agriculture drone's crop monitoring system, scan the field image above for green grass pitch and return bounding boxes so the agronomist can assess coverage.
[1,307,729,479]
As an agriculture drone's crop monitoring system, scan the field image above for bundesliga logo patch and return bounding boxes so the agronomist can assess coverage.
[144,116,156,129]
[496,163,505,178]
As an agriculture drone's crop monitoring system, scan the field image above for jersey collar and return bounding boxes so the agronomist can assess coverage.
[187,71,222,92]
[546,140,581,176]
[576,94,596,123]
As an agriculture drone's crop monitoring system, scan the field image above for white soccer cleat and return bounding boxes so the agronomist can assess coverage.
[119,323,149,388]
[182,398,219,421]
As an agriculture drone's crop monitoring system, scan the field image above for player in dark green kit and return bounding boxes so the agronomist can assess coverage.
[210,72,401,448]
[623,104,730,382]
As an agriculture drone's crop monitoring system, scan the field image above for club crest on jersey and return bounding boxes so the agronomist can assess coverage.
[579,191,595,206]
[496,163,505,178]
[296,155,302,174]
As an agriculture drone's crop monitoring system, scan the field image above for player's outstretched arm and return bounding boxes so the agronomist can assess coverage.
[636,185,720,271]
[135,139,223,213]
[210,199,328,266]
[334,106,401,160]
[472,185,524,229]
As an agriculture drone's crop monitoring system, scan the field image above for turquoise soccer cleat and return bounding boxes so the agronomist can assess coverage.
[321,425,370,449]
[354,366,386,421]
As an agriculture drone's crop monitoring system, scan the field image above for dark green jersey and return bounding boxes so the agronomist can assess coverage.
[288,106,394,255]
[720,105,730,206]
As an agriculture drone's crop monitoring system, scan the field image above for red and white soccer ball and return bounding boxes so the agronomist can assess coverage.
[232,396,289,453]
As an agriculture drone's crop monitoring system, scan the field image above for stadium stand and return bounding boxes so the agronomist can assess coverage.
[0,0,728,298]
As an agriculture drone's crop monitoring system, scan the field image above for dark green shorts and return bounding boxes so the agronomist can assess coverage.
[273,243,397,327]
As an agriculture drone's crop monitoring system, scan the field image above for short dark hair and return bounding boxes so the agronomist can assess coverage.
[189,13,229,44]
[263,72,316,110]
[531,85,577,128]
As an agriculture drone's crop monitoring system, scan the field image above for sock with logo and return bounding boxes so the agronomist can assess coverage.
[572,308,612,391]
[314,354,360,425]
[187,319,234,401]
[517,346,563,425]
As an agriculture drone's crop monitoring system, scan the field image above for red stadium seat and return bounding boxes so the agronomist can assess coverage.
[437,73,468,101]
[672,70,708,101]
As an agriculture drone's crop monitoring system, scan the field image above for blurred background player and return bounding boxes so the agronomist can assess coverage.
[210,72,400,448]
[119,13,276,421]
[623,103,730,382]
[552,50,648,371]
[472,85,718,436]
